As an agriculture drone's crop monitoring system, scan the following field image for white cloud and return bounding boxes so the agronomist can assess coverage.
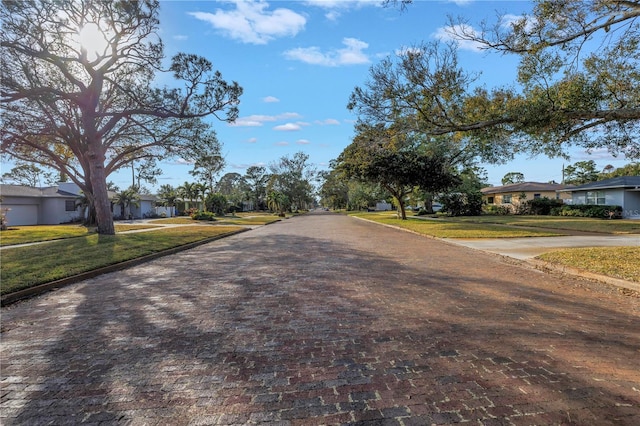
[296,139,311,145]
[188,1,306,45]
[274,123,302,131]
[263,96,280,103]
[231,161,266,169]
[315,118,340,125]
[172,158,194,165]
[305,0,378,10]
[283,37,370,66]
[230,112,303,127]
[433,24,484,52]
[173,35,188,41]
[246,137,258,143]
[275,141,290,146]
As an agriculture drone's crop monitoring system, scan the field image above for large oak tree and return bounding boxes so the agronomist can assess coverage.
[1,0,242,234]
[355,0,640,162]
[334,124,460,220]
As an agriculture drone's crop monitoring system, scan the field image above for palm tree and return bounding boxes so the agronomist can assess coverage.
[75,192,96,226]
[267,191,288,217]
[113,187,140,219]
[157,184,178,217]
[195,182,208,211]
[177,181,197,211]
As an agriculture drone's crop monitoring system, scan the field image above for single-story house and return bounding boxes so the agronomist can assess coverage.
[0,182,159,226]
[558,176,640,219]
[481,182,573,208]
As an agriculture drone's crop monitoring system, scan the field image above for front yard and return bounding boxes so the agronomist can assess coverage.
[1,226,244,295]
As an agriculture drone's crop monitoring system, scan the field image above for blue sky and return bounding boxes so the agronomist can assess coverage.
[5,0,633,190]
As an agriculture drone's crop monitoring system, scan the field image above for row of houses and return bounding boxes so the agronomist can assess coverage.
[1,176,640,226]
[480,176,640,219]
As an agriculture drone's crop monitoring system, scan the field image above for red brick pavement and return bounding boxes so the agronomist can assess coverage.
[1,212,639,425]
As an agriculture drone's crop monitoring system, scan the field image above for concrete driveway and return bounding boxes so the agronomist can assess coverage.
[1,212,639,425]
[446,234,640,260]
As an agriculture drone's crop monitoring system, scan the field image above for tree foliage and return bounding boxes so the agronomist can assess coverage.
[334,124,460,219]
[1,162,56,187]
[502,172,525,185]
[352,1,640,163]
[563,160,600,185]
[243,166,269,210]
[268,152,317,212]
[0,0,242,234]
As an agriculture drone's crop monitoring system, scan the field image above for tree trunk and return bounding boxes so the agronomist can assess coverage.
[88,150,115,235]
[398,201,407,220]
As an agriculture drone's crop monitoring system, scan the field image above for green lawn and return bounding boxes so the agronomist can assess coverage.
[0,224,93,246]
[538,247,640,283]
[1,226,244,295]
[350,212,564,238]
[150,214,281,226]
[443,215,640,234]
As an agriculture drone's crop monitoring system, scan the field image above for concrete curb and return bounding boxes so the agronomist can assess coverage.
[527,258,640,294]
[1,228,250,306]
[351,215,640,295]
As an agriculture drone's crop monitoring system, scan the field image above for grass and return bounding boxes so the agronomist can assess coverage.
[350,212,564,238]
[1,226,244,295]
[443,215,640,234]
[537,247,640,283]
[114,224,162,232]
[149,214,281,226]
[0,224,93,246]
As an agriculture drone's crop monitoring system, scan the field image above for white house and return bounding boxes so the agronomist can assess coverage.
[0,183,86,226]
[0,183,159,226]
[558,176,640,219]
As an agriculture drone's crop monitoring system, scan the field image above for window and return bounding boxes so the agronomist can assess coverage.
[65,200,76,211]
[586,191,606,205]
[487,196,494,204]
[502,194,512,204]
[533,193,541,199]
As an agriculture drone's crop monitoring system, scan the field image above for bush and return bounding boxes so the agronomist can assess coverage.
[550,204,622,219]
[440,191,483,217]
[205,193,227,216]
[190,210,217,221]
[526,197,565,215]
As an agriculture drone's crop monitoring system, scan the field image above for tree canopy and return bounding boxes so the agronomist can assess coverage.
[0,0,242,234]
[333,124,460,219]
[352,0,640,162]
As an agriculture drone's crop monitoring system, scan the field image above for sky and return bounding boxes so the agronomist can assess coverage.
[3,0,634,190]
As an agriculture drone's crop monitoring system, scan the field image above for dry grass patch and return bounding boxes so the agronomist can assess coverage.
[537,247,640,283]
[351,212,563,238]
[448,216,640,234]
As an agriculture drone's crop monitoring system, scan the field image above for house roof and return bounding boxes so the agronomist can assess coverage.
[558,176,640,191]
[0,184,45,197]
[481,182,571,195]
[1,184,119,199]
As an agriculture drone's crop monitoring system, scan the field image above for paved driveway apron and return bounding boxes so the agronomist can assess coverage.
[1,213,639,425]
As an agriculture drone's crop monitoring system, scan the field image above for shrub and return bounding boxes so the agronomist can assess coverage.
[550,204,622,219]
[190,210,217,221]
[440,192,483,216]
[205,193,227,216]
[526,197,565,215]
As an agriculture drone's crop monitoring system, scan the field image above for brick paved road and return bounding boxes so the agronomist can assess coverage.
[1,212,639,425]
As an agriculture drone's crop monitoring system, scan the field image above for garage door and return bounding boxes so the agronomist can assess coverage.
[4,205,38,226]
